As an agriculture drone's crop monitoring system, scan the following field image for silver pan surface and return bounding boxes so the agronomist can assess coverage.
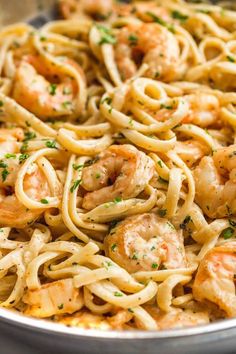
[0,1,236,353]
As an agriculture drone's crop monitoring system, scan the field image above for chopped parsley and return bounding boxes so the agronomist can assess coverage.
[95,173,101,179]
[20,141,28,153]
[19,153,29,164]
[132,254,138,260]
[146,11,175,33]
[101,96,112,105]
[0,101,3,107]
[97,25,117,45]
[70,179,81,193]
[180,215,192,230]
[128,308,134,313]
[113,196,122,204]
[114,291,123,297]
[158,209,167,217]
[58,303,64,310]
[111,243,117,252]
[72,163,84,171]
[227,55,235,63]
[23,131,36,141]
[160,103,173,110]
[103,261,113,269]
[45,140,57,149]
[157,160,163,168]
[221,227,234,239]
[0,161,7,168]
[62,101,72,109]
[128,34,138,45]
[151,263,158,269]
[171,10,188,22]
[128,118,134,127]
[40,199,49,204]
[1,168,9,182]
[48,83,57,96]
[84,157,99,167]
[5,153,16,159]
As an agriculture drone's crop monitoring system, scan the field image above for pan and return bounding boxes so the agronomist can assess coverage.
[0,1,235,353]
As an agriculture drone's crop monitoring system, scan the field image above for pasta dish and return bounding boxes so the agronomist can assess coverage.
[0,0,236,331]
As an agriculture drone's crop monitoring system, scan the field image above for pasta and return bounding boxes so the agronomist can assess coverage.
[1,0,236,330]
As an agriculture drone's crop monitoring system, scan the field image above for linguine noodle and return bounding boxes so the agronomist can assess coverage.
[0,0,236,330]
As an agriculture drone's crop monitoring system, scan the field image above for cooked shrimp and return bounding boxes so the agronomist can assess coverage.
[13,55,85,120]
[194,145,236,218]
[60,0,114,21]
[213,144,236,179]
[104,213,186,273]
[58,310,112,329]
[113,2,170,22]
[60,0,113,20]
[193,242,236,317]
[182,93,220,127]
[0,128,51,227]
[81,144,154,210]
[24,279,83,318]
[0,160,51,228]
[154,93,219,127]
[0,128,24,158]
[60,0,169,22]
[174,140,208,167]
[114,23,180,81]
[58,309,132,329]
[136,306,209,330]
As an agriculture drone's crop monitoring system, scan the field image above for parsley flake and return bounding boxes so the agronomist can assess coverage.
[111,243,117,251]
[171,10,188,22]
[0,161,7,168]
[97,25,116,45]
[227,55,235,63]
[45,140,57,149]
[40,199,49,204]
[146,11,175,33]
[19,153,29,164]
[114,291,123,297]
[151,263,158,269]
[180,215,192,230]
[5,153,16,159]
[23,131,36,142]
[70,179,81,193]
[1,169,9,182]
[158,209,167,217]
[72,164,84,171]
[113,196,122,204]
[221,227,234,239]
[48,83,57,96]
[128,34,138,45]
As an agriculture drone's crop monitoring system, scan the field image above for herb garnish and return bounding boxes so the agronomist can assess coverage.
[97,25,117,45]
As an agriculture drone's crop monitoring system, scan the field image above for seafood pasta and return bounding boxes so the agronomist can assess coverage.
[1,0,236,330]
